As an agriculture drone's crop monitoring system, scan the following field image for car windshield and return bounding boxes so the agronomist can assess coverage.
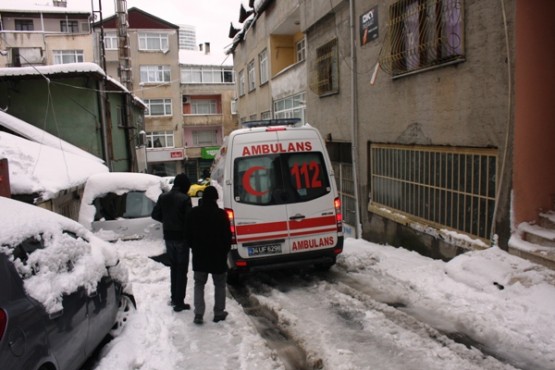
[93,191,155,220]
[233,152,330,206]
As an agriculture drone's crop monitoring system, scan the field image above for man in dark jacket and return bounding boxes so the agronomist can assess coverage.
[152,173,193,312]
[185,186,231,324]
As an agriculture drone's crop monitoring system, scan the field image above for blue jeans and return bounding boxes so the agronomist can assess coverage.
[165,240,190,305]
[193,271,227,317]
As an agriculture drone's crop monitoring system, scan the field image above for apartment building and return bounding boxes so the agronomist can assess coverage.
[0,2,94,67]
[179,42,237,180]
[227,0,555,267]
[95,6,184,176]
[0,1,143,173]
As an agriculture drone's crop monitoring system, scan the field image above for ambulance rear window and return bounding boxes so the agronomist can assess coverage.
[233,152,330,205]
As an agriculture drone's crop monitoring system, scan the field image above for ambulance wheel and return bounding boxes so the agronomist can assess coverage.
[227,270,242,285]
[315,259,335,271]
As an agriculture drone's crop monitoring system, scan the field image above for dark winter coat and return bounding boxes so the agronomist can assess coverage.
[185,199,232,273]
[151,187,192,241]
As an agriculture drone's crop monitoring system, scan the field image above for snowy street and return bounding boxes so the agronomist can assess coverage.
[91,237,555,370]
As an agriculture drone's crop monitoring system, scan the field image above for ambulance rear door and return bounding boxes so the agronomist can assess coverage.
[276,128,340,255]
[230,130,291,260]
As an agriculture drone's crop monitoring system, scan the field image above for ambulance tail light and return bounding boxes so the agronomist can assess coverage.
[225,208,237,244]
[334,197,343,232]
[235,260,248,267]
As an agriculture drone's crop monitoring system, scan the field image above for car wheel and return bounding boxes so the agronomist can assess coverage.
[110,293,136,337]
[196,190,203,198]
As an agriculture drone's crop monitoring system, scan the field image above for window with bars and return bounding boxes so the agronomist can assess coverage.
[380,0,465,77]
[316,39,338,96]
[369,144,497,240]
[140,65,171,83]
[53,50,84,64]
[60,20,78,33]
[15,19,34,31]
[146,131,174,148]
[139,32,169,51]
[145,99,172,116]
[259,49,268,84]
[104,33,118,50]
[247,60,256,92]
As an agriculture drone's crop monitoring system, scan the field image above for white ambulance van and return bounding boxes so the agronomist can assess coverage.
[211,118,344,282]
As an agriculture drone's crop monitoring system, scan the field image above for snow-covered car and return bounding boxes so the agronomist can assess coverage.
[79,172,168,241]
[188,178,210,197]
[0,196,135,370]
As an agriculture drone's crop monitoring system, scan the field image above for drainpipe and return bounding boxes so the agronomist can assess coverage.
[350,0,362,238]
[98,78,112,170]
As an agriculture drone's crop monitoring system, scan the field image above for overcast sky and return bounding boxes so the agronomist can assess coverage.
[5,0,245,52]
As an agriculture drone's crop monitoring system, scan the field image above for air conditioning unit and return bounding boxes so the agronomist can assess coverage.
[183,95,191,104]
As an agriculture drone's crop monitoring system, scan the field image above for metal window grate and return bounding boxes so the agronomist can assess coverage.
[370,144,497,240]
[316,39,338,95]
[379,0,465,76]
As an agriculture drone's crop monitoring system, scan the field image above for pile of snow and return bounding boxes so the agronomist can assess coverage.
[0,131,108,200]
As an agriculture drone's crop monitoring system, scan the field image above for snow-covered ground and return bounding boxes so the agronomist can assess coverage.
[93,235,555,370]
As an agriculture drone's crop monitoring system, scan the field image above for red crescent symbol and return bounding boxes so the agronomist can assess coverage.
[243,166,269,196]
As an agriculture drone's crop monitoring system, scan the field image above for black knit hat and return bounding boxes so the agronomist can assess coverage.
[173,174,191,192]
[202,186,218,200]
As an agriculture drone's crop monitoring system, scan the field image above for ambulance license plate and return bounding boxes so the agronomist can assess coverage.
[248,244,282,256]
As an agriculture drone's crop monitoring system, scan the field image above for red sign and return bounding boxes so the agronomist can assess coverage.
[170,151,183,159]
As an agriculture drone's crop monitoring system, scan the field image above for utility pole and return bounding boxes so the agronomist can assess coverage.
[115,0,139,172]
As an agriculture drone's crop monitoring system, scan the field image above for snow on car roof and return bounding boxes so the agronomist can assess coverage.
[78,172,166,228]
[0,197,125,314]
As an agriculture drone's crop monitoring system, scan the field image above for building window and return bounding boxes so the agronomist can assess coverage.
[274,92,305,122]
[192,130,217,146]
[53,50,84,64]
[369,144,497,241]
[296,38,305,62]
[180,66,234,84]
[15,19,34,31]
[104,32,118,50]
[145,99,172,116]
[140,65,171,83]
[259,49,268,84]
[381,0,465,77]
[60,20,79,33]
[316,39,338,96]
[191,99,218,115]
[247,60,256,92]
[138,32,169,51]
[238,70,245,96]
[261,111,272,120]
[146,131,174,148]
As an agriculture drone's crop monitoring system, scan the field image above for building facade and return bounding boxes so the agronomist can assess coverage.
[95,7,185,176]
[179,42,237,181]
[227,0,555,266]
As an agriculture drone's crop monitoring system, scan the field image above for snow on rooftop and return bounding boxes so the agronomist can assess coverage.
[0,0,91,14]
[0,110,104,164]
[179,49,233,66]
[0,131,108,200]
[0,62,105,78]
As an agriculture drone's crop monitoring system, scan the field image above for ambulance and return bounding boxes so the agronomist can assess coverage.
[211,118,343,283]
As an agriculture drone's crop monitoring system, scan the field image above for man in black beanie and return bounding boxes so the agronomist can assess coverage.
[185,186,231,324]
[152,173,193,312]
